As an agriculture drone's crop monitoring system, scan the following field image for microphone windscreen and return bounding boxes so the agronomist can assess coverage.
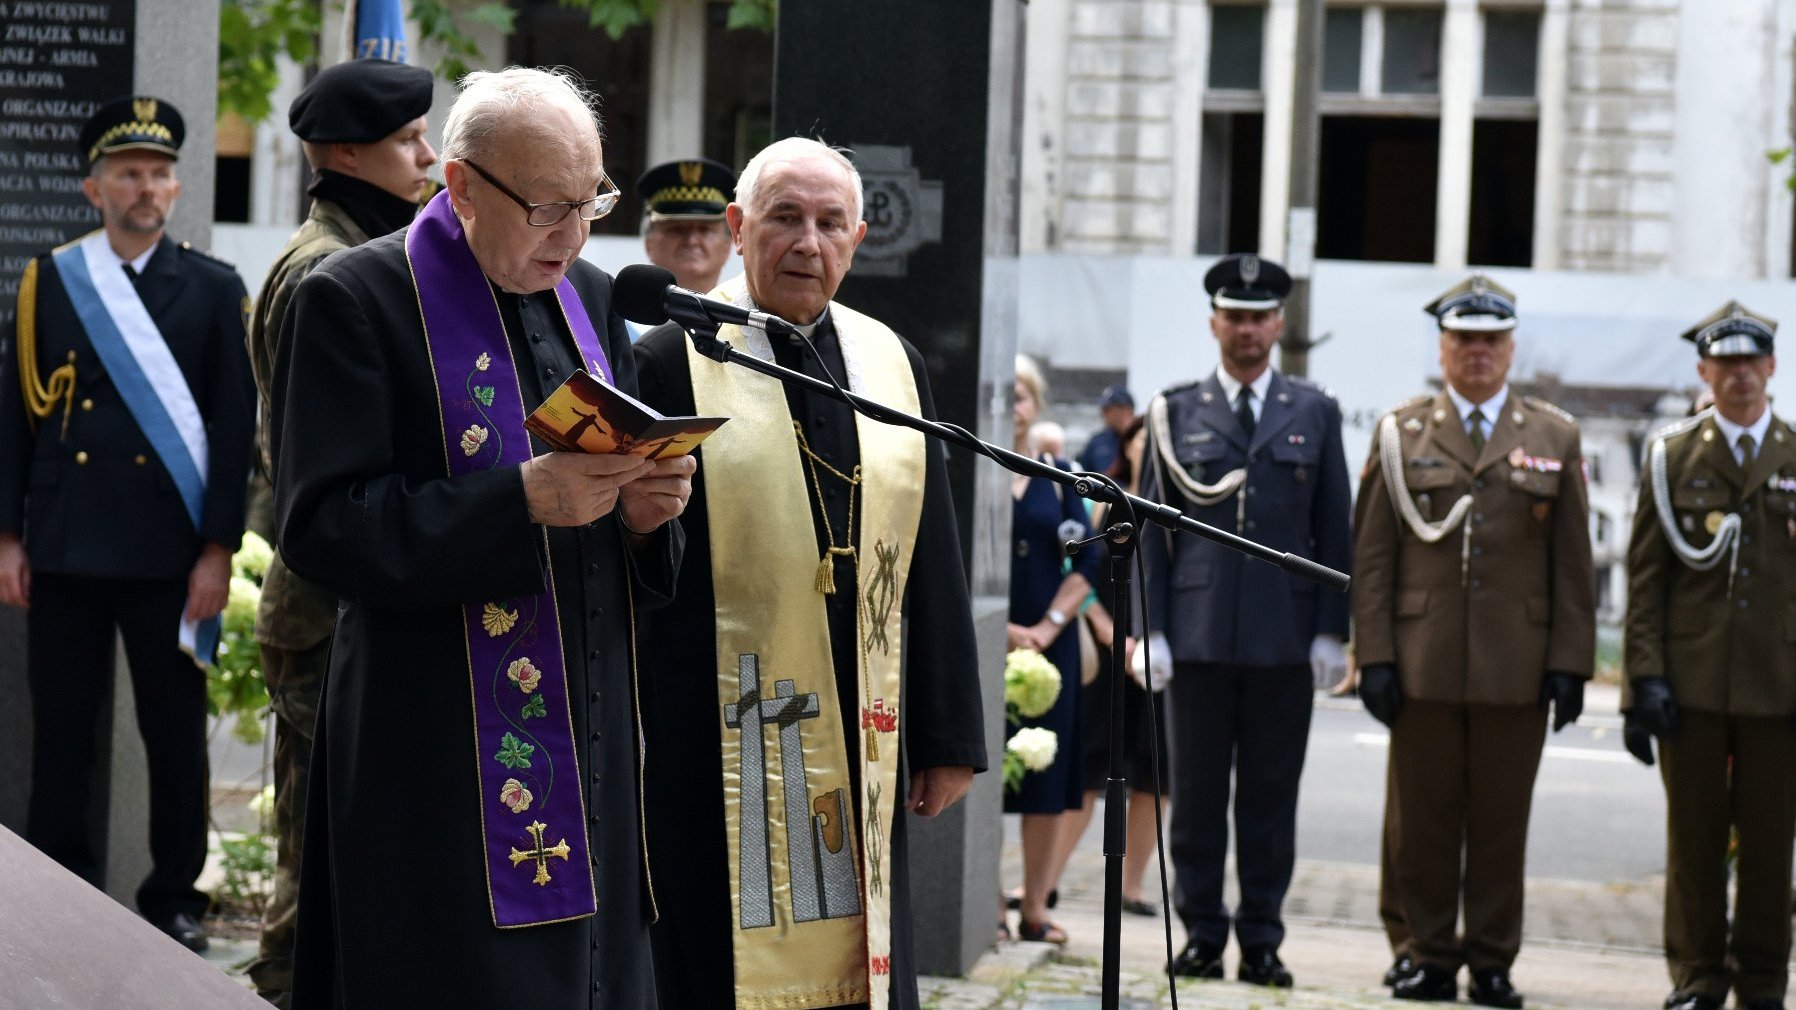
[613,264,677,325]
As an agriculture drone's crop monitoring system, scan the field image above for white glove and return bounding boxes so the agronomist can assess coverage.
[1310,634,1348,690]
[1129,631,1173,692]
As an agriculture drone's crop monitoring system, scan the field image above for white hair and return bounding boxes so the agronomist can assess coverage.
[441,66,600,164]
[735,136,863,223]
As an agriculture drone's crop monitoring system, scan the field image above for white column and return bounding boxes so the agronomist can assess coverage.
[1359,6,1382,98]
[646,0,707,165]
[1433,0,1478,270]
[1530,0,1570,271]
[1167,0,1209,256]
[1258,0,1297,259]
[1020,0,1072,252]
[1671,1,1776,279]
[1762,0,1796,279]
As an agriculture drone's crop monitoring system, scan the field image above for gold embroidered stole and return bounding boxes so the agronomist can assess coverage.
[688,282,925,1010]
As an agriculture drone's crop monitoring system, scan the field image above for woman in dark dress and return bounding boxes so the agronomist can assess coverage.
[1004,356,1100,944]
[1068,417,1173,916]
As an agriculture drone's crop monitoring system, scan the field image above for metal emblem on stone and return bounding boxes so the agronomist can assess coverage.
[852,145,944,278]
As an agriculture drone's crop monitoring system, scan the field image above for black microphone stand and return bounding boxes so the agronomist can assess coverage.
[674,315,1349,1010]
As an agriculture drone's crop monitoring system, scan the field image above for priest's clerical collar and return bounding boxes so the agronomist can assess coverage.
[786,307,829,342]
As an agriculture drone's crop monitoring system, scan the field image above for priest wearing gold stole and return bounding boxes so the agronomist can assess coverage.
[633,137,987,1010]
[271,68,693,1008]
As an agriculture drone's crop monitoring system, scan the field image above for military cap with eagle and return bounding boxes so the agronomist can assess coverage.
[1204,253,1292,311]
[1682,300,1776,358]
[636,157,736,221]
[1424,273,1517,332]
[79,94,184,164]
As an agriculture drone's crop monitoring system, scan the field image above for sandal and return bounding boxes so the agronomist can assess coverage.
[996,919,1013,944]
[1003,887,1058,911]
[1017,919,1069,945]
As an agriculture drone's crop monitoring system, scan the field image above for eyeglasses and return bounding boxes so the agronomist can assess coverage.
[461,159,619,226]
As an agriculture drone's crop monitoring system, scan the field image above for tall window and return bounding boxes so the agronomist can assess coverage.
[1197,2,1269,254]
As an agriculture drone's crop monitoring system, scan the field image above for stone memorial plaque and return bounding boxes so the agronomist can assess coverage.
[0,0,135,335]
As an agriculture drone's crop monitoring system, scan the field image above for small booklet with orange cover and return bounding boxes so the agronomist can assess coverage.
[525,369,728,458]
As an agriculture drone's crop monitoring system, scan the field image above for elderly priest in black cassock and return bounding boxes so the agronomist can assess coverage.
[632,137,988,1010]
[271,67,693,1009]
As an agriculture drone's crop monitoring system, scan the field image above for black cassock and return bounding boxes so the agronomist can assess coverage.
[272,231,680,1010]
[632,316,987,1010]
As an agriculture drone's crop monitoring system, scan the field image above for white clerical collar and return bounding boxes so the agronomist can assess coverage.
[1446,384,1509,424]
[1214,367,1272,406]
[1711,407,1771,454]
[92,237,156,277]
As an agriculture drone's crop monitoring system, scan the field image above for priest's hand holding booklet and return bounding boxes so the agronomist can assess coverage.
[519,370,721,530]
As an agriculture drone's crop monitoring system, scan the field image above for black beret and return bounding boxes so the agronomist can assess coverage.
[80,95,183,164]
[289,59,434,144]
[1204,253,1291,310]
[636,158,736,221]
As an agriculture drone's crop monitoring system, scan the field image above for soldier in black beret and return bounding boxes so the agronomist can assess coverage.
[635,158,736,311]
[240,57,437,1007]
[4,95,256,953]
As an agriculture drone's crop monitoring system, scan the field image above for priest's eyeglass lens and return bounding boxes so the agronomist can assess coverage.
[462,159,619,226]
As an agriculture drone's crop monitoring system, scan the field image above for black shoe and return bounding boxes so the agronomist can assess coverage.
[1120,897,1159,917]
[1740,1001,1785,1010]
[1392,962,1457,1002]
[1384,954,1419,987]
[1662,993,1722,1010]
[1169,940,1224,979]
[1468,967,1524,1009]
[1237,947,1293,988]
[153,911,208,953]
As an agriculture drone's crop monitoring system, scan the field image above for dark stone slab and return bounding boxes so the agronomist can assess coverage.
[0,824,265,1008]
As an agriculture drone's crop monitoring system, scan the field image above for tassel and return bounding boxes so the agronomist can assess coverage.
[816,554,837,595]
[866,725,879,762]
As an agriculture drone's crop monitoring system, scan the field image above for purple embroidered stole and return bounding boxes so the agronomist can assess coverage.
[406,190,615,927]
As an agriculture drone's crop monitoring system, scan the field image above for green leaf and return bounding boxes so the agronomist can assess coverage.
[495,731,535,769]
[465,2,519,31]
[521,693,548,720]
[474,385,496,407]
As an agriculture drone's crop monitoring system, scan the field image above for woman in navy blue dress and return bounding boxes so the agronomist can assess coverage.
[1004,356,1100,944]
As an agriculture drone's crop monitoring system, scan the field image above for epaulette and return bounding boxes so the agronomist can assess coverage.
[1522,395,1575,424]
[1156,377,1204,399]
[1286,374,1338,400]
[1651,411,1706,446]
[1387,394,1431,417]
[179,241,238,271]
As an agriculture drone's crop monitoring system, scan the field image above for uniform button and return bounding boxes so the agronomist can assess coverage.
[591,770,601,783]
[587,649,599,662]
[1739,567,1752,577]
[1470,579,1483,589]
[816,416,828,427]
[589,813,599,825]
[591,731,601,742]
[588,562,600,575]
[1739,598,1751,609]
[1245,520,1256,530]
[530,332,544,344]
[591,981,600,993]
[1246,486,1256,495]
[133,454,146,465]
[591,939,600,951]
[543,366,556,379]
[80,398,92,411]
[1472,546,1483,556]
[1743,535,1754,545]
[74,451,87,464]
[1473,513,1484,523]
[1740,503,1753,514]
[1473,479,1484,490]
[590,691,601,703]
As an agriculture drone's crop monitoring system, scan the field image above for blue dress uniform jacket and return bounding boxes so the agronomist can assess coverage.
[1140,371,1352,664]
[0,236,256,571]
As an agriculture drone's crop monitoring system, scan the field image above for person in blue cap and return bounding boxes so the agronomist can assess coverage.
[1142,252,1352,989]
[0,94,256,954]
[1078,384,1135,475]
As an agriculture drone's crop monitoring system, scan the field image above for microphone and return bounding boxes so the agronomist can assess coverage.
[613,264,796,336]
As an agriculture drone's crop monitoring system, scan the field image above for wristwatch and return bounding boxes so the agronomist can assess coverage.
[1045,608,1069,628]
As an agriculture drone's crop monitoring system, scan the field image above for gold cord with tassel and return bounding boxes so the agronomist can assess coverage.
[792,420,861,596]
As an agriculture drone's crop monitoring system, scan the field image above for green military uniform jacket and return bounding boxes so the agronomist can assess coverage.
[1354,390,1596,705]
[1624,410,1796,716]
[248,197,366,652]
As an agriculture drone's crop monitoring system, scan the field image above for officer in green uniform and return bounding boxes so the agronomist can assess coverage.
[1623,302,1796,1010]
[242,58,435,1008]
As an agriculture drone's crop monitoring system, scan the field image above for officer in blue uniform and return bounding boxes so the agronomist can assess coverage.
[0,96,256,951]
[1141,253,1352,987]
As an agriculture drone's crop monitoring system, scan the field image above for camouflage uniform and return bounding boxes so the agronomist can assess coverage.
[243,198,364,1006]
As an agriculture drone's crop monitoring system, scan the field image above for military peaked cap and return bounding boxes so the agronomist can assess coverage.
[80,95,183,164]
[1425,273,1517,331]
[289,59,434,144]
[1682,300,1776,358]
[1204,253,1291,311]
[636,158,736,221]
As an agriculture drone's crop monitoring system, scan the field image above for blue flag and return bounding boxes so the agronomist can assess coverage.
[348,0,408,62]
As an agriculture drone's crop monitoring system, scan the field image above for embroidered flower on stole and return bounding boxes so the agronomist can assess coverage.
[500,777,533,814]
[481,602,518,637]
[475,352,492,371]
[461,424,489,456]
[507,657,542,693]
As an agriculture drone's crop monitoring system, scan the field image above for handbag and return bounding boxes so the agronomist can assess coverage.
[1076,612,1100,686]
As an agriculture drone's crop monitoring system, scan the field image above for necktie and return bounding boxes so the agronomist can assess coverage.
[122,263,138,281]
[1467,408,1486,453]
[1236,388,1256,439]
[1738,432,1756,466]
